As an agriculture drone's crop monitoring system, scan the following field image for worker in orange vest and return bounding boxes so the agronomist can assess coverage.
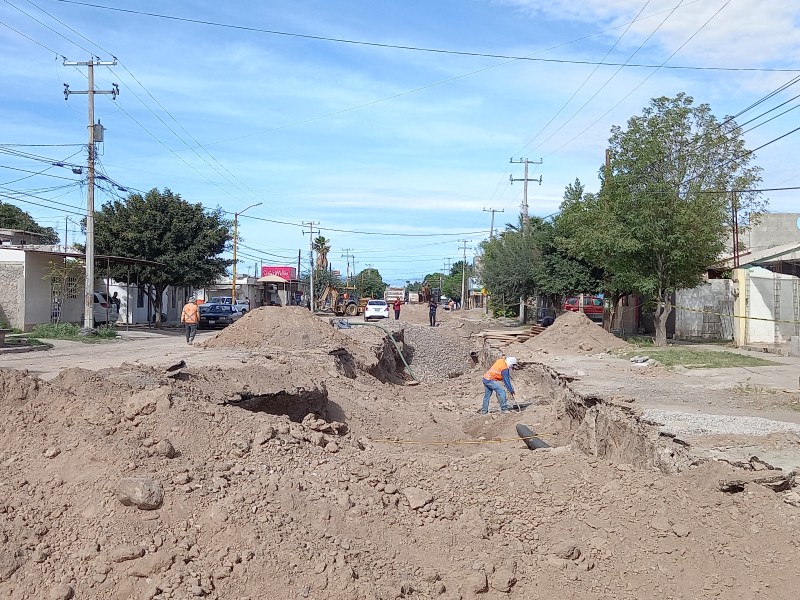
[481,356,517,414]
[180,296,200,344]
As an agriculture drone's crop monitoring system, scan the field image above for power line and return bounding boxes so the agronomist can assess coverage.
[545,0,733,158]
[52,0,800,73]
[0,18,61,56]
[2,0,92,54]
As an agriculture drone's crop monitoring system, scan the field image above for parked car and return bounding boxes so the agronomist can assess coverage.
[208,296,250,313]
[363,299,389,321]
[563,296,604,321]
[92,291,119,325]
[198,303,241,329]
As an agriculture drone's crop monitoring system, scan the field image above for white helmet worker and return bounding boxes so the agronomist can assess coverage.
[505,356,518,368]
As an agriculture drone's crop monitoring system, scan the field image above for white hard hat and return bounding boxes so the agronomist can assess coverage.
[505,356,518,368]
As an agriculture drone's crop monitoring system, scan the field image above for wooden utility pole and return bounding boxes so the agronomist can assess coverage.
[509,158,542,230]
[483,207,504,238]
[303,222,319,310]
[63,58,118,328]
[458,240,471,310]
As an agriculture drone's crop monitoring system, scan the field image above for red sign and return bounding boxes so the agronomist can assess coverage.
[261,266,296,280]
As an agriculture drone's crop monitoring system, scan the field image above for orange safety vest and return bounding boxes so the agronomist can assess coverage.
[483,358,508,381]
[181,302,199,324]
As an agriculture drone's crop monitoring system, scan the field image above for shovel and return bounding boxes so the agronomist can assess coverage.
[509,392,522,413]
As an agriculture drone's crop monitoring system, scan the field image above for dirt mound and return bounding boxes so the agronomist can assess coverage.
[532,311,630,353]
[204,306,347,351]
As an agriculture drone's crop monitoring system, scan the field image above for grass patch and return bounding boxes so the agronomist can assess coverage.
[30,322,118,342]
[2,337,46,347]
[623,348,778,369]
[624,335,655,347]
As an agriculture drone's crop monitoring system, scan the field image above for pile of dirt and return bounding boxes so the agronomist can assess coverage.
[204,307,347,352]
[532,311,630,354]
[1,336,799,600]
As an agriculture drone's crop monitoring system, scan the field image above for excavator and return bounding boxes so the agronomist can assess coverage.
[319,285,370,316]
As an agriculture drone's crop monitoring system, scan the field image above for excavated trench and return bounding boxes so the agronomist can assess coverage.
[233,387,346,424]
[480,347,693,473]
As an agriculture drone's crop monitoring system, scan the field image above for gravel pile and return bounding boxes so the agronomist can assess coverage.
[644,408,800,437]
[341,320,478,383]
[401,322,478,382]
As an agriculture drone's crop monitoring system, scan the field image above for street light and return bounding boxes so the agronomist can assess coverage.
[231,202,262,301]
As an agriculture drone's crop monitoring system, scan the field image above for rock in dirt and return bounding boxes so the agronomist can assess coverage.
[551,540,581,560]
[117,477,164,510]
[402,487,433,510]
[127,550,176,577]
[48,584,74,600]
[467,572,488,594]
[111,545,145,563]
[491,569,516,593]
[154,439,176,458]
[124,388,167,420]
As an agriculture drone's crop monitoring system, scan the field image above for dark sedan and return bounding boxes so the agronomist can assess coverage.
[198,303,241,329]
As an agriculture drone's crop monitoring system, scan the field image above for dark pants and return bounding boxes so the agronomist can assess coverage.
[429,311,436,326]
[185,323,197,344]
[394,310,400,320]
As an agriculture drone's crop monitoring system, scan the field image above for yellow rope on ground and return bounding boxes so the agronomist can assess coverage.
[368,433,554,446]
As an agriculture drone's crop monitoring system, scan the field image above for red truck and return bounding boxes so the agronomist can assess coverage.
[563,296,604,321]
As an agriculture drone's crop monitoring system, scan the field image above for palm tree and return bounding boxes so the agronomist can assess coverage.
[313,236,331,271]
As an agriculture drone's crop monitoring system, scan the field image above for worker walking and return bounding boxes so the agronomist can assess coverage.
[181,296,200,344]
[481,356,517,414]
[428,297,438,327]
[393,297,402,320]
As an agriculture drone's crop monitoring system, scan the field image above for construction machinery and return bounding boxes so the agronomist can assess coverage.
[319,285,370,316]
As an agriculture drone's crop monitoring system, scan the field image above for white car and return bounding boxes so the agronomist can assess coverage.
[92,291,119,325]
[364,299,389,321]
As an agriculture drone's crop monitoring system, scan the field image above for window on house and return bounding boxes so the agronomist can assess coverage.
[65,276,78,299]
[137,285,145,308]
[171,289,176,309]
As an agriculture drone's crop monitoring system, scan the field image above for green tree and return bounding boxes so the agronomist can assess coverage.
[478,226,539,313]
[356,267,387,299]
[567,94,763,345]
[93,188,232,326]
[0,202,59,243]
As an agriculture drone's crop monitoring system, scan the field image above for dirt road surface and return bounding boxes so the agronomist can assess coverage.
[0,307,798,599]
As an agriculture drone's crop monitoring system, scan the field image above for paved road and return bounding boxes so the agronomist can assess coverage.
[0,329,222,380]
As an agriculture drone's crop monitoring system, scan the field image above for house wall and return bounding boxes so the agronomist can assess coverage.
[24,253,83,329]
[106,282,185,324]
[0,250,25,328]
[747,213,800,252]
[674,279,735,340]
[745,267,798,344]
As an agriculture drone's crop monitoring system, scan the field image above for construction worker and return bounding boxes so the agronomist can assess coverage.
[393,297,402,320]
[480,356,517,414]
[181,296,200,344]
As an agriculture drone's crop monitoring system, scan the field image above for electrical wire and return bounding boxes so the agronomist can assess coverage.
[0,17,62,56]
[2,0,92,54]
[51,0,800,73]
[544,0,733,158]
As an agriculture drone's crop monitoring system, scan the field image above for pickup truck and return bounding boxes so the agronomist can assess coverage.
[208,296,250,313]
[562,296,604,321]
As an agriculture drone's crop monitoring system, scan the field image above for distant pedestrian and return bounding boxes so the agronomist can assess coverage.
[480,356,517,414]
[428,297,438,327]
[180,296,199,344]
[393,297,402,320]
[111,291,121,311]
[448,299,455,312]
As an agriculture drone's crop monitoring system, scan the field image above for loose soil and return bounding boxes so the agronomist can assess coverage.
[0,306,798,599]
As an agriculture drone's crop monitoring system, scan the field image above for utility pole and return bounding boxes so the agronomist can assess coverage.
[341,248,354,286]
[63,57,119,328]
[458,240,472,310]
[231,202,262,301]
[509,157,543,230]
[303,222,319,310]
[483,207,504,238]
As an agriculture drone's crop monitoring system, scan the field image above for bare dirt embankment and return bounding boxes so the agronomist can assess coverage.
[1,307,799,599]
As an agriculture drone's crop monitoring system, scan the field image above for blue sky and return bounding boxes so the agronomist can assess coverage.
[1,0,799,285]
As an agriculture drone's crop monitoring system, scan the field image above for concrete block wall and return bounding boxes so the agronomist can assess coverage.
[747,213,800,251]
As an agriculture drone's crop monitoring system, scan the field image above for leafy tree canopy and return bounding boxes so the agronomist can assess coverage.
[0,201,59,243]
[93,188,232,323]
[356,267,387,299]
[563,94,764,345]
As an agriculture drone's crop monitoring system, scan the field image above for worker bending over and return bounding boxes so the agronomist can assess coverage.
[480,355,517,414]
